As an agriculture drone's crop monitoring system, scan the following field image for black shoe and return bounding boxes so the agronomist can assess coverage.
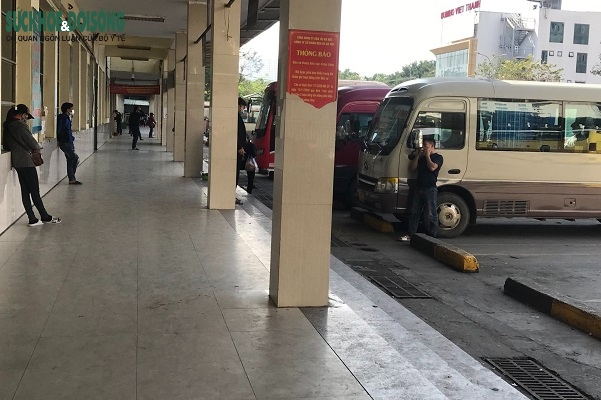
[69,180,82,185]
[235,198,243,205]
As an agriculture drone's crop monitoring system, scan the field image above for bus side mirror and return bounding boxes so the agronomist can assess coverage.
[409,129,423,149]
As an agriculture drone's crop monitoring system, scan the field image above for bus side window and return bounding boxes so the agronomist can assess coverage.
[411,111,466,150]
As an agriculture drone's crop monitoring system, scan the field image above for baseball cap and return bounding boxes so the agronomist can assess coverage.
[15,104,34,119]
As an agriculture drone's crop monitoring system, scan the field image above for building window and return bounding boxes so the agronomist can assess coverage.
[435,49,469,77]
[575,81,586,84]
[569,52,574,57]
[1,0,17,147]
[576,53,587,73]
[549,21,564,43]
[549,51,555,56]
[541,50,548,64]
[573,24,589,45]
[557,51,562,57]
[566,80,572,83]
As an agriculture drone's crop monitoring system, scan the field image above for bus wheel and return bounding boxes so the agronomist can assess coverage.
[437,192,469,238]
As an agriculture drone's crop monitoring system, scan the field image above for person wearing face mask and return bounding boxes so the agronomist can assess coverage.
[2,105,61,226]
[57,102,81,185]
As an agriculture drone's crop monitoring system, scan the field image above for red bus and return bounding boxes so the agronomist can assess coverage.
[252,81,390,206]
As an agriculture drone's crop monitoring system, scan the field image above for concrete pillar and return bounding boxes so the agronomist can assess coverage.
[166,49,176,153]
[174,32,187,162]
[58,34,71,108]
[71,43,81,131]
[14,0,36,105]
[184,3,207,177]
[208,0,241,209]
[79,49,88,131]
[161,57,168,146]
[43,32,58,139]
[269,0,342,307]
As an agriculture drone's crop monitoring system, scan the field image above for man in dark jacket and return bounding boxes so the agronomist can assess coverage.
[235,97,247,205]
[57,102,81,184]
[129,106,143,150]
[3,104,60,226]
[114,110,123,135]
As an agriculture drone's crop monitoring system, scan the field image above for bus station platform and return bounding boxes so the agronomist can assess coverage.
[0,133,528,400]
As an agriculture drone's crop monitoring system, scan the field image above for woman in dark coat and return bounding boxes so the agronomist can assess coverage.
[243,139,257,194]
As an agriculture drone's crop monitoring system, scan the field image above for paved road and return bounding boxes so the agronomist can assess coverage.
[241,173,601,399]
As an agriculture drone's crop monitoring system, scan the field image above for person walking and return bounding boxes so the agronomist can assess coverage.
[114,110,123,135]
[235,97,247,205]
[147,113,156,138]
[129,106,143,150]
[57,102,81,185]
[2,105,60,226]
[243,139,257,194]
[398,137,443,241]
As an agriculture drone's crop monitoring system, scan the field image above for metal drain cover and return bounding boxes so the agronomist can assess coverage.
[484,357,590,400]
[368,276,432,299]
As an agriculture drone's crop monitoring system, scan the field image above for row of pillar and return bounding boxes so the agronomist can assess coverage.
[160,0,342,308]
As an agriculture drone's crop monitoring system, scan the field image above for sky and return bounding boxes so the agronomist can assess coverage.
[241,0,601,79]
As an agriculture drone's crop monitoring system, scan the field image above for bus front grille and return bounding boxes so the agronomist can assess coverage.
[483,200,529,216]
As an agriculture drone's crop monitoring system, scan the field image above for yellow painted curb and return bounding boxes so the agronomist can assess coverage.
[433,245,479,272]
[551,301,601,340]
[362,214,395,233]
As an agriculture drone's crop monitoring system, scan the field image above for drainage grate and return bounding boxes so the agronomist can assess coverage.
[368,275,432,299]
[484,357,590,400]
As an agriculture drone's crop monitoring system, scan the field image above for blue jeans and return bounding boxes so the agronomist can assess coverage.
[59,142,79,181]
[407,187,438,238]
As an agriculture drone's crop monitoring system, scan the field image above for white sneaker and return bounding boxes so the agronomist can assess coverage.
[43,217,61,224]
[27,220,43,227]
[397,235,411,242]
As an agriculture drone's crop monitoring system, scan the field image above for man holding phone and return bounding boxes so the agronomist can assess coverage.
[398,137,443,241]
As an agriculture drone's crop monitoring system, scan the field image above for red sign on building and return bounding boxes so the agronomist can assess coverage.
[109,84,160,95]
[286,29,340,109]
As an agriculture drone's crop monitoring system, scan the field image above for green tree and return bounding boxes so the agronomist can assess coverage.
[366,59,435,87]
[239,49,265,83]
[238,77,270,98]
[476,55,563,82]
[338,68,362,80]
[591,54,601,76]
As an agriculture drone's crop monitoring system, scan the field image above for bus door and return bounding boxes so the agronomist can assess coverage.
[335,102,379,167]
[253,86,277,173]
[406,100,469,185]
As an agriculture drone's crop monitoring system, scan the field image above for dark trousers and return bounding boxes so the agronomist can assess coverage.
[15,167,50,223]
[131,127,141,149]
[246,171,255,194]
[149,127,154,137]
[407,187,439,238]
[59,142,79,181]
[235,156,244,187]
[116,122,122,134]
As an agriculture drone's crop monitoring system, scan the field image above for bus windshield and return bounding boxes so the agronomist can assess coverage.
[366,97,413,153]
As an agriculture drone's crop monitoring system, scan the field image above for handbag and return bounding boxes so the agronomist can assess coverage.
[6,126,44,166]
[245,157,257,172]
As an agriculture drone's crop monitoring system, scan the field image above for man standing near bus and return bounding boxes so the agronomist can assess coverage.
[399,137,443,241]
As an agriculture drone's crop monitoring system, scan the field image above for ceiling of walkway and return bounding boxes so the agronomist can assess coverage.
[74,0,281,84]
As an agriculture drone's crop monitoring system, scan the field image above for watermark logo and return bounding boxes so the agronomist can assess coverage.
[5,9,126,33]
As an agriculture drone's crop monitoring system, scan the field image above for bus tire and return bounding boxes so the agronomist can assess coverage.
[437,192,469,239]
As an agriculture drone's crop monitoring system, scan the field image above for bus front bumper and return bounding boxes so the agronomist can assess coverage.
[356,183,411,214]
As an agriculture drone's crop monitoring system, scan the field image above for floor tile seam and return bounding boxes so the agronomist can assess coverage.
[10,241,83,399]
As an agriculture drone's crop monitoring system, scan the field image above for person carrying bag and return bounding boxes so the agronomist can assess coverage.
[2,104,60,226]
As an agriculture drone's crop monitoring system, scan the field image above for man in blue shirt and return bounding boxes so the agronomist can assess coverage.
[399,137,443,241]
[57,102,81,185]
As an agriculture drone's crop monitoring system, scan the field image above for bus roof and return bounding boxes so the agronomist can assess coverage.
[387,77,601,103]
[337,86,390,112]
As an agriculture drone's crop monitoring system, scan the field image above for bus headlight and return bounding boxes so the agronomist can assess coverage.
[374,177,399,193]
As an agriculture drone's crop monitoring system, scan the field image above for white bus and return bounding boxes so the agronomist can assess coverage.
[356,77,601,238]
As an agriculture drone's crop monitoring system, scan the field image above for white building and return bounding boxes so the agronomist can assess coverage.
[432,0,601,83]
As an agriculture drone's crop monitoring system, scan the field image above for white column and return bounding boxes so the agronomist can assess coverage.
[184,3,207,177]
[174,32,187,162]
[269,0,342,307]
[166,49,176,153]
[208,0,241,209]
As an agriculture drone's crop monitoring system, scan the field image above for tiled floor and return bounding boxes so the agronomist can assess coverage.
[0,134,528,399]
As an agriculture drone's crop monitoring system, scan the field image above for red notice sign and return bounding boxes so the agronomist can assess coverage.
[110,84,160,95]
[287,29,340,109]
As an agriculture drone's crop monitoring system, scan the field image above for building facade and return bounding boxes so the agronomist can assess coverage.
[432,0,601,84]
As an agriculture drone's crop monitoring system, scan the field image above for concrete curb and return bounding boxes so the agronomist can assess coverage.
[350,207,396,234]
[410,233,479,273]
[504,277,601,341]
